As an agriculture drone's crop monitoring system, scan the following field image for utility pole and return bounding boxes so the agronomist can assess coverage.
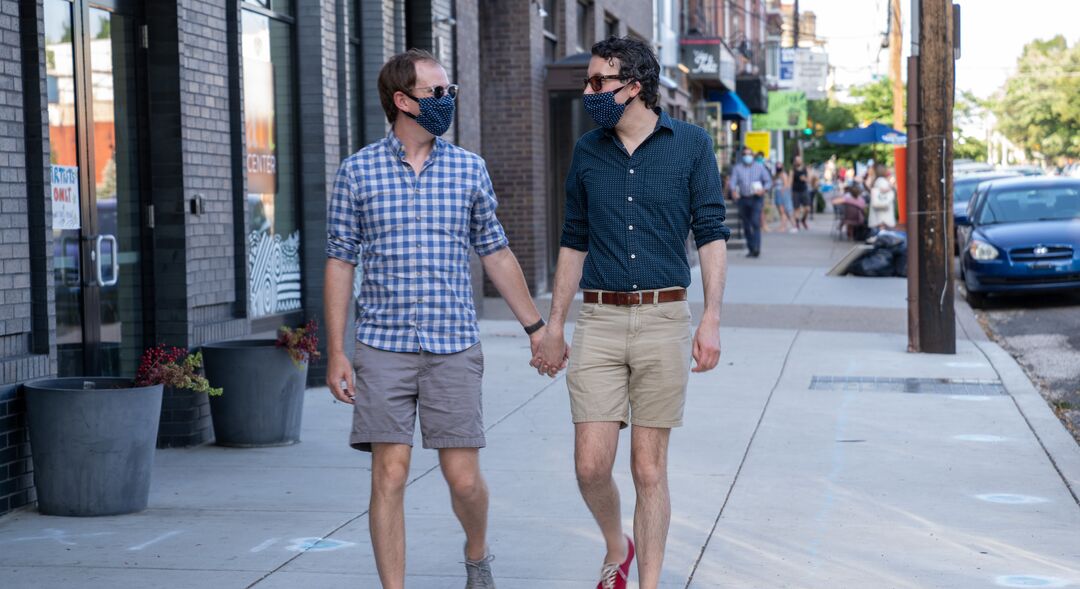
[890,0,903,128]
[793,0,799,50]
[908,0,956,354]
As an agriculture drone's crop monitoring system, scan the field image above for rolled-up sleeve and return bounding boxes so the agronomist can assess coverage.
[689,133,731,247]
[559,147,589,252]
[326,158,361,264]
[470,161,510,257]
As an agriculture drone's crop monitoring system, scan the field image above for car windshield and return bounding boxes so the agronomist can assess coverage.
[977,186,1080,225]
[954,180,979,203]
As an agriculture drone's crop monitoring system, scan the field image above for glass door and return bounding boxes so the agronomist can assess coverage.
[45,0,148,377]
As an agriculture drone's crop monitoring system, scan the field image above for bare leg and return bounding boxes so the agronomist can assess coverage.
[370,443,412,589]
[575,422,629,565]
[630,426,672,589]
[439,448,490,561]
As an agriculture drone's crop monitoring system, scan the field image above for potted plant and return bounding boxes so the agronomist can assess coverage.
[202,320,320,447]
[135,344,222,449]
[23,376,163,516]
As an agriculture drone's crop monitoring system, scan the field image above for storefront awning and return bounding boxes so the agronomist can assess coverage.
[707,90,750,120]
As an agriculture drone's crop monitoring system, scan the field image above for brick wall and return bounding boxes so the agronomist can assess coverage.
[479,0,549,294]
[1,0,55,516]
[295,0,341,384]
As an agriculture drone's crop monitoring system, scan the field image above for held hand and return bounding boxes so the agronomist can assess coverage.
[691,317,722,373]
[326,351,356,404]
[531,325,569,378]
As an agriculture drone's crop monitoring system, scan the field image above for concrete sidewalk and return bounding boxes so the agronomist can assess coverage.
[2,218,1080,588]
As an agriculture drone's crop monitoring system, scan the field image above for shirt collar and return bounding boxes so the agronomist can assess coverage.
[602,107,674,139]
[386,128,444,162]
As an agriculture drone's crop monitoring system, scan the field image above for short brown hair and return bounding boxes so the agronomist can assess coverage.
[378,49,440,124]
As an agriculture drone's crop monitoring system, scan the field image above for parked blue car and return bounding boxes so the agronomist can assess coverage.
[958,177,1080,306]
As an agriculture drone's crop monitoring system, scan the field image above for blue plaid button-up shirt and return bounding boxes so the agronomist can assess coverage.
[326,131,509,354]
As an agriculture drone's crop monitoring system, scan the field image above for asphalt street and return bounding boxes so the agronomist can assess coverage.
[970,288,1080,441]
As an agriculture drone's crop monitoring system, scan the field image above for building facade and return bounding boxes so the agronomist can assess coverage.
[0,0,484,517]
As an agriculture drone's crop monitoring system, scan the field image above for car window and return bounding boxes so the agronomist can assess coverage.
[954,180,978,203]
[977,187,1080,224]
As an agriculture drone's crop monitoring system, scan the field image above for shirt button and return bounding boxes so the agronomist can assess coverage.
[416,243,422,249]
[627,197,633,202]
[629,169,635,174]
[630,254,636,259]
[628,225,634,230]
[416,215,421,221]
[632,284,638,289]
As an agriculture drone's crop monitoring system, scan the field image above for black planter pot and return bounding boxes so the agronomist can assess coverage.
[157,386,213,448]
[24,378,163,516]
[202,340,307,447]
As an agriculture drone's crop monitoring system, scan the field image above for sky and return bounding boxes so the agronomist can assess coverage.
[799,0,1080,99]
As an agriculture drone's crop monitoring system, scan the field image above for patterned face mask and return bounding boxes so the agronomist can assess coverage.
[583,83,636,129]
[404,92,456,137]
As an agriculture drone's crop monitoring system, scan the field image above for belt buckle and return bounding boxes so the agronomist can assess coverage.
[625,291,642,306]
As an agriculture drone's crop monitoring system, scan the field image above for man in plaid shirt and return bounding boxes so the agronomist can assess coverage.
[324,49,551,589]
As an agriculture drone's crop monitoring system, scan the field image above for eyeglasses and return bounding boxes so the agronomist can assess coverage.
[582,75,628,92]
[411,84,459,100]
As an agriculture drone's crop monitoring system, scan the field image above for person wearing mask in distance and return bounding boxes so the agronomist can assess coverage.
[728,146,773,257]
[534,36,730,589]
[324,49,552,589]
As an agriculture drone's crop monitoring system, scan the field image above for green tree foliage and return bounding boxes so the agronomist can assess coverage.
[993,36,1080,159]
[802,77,903,166]
[954,90,989,162]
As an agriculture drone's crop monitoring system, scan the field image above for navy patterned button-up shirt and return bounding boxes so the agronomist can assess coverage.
[560,110,730,292]
[326,131,509,354]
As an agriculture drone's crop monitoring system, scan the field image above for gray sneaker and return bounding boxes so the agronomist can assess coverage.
[464,553,495,589]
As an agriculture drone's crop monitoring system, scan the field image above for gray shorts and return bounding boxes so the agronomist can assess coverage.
[350,342,485,452]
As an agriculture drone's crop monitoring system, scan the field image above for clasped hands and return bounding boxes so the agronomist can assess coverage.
[528,325,570,378]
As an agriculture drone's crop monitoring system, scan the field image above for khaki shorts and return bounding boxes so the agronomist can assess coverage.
[566,297,693,428]
[350,343,485,452]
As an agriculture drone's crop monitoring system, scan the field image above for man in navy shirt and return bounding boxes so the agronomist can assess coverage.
[535,37,730,589]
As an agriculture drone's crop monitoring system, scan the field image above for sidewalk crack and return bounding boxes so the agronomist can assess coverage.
[684,330,802,588]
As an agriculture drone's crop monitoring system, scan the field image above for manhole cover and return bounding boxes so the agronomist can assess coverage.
[809,376,1006,396]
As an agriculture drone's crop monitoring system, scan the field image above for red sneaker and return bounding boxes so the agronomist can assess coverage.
[596,535,635,589]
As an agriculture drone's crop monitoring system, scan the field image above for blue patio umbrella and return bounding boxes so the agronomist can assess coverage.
[825,122,907,145]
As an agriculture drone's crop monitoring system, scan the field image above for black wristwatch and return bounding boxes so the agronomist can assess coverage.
[523,318,546,335]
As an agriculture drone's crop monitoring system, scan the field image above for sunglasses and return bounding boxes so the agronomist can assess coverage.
[582,74,629,92]
[411,84,459,100]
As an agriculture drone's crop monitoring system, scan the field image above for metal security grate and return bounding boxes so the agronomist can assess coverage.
[809,376,1006,396]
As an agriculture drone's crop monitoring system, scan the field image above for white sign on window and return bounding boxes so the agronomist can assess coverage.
[51,165,80,230]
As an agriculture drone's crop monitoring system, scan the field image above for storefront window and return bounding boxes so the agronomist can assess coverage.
[242,7,300,317]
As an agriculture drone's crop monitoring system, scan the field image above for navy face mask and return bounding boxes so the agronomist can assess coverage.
[404,92,456,137]
[583,83,637,129]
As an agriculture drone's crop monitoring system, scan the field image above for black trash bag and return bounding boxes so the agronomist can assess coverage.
[892,249,908,277]
[850,249,896,277]
[874,232,906,250]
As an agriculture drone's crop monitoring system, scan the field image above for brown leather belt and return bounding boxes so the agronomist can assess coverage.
[582,289,687,306]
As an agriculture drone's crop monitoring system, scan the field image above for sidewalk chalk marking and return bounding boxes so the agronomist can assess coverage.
[953,434,1010,442]
[975,494,1050,505]
[251,538,280,553]
[994,575,1073,588]
[128,530,183,551]
[287,537,356,552]
[0,528,113,546]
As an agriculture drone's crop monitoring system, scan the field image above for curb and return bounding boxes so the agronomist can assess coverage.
[975,338,1080,506]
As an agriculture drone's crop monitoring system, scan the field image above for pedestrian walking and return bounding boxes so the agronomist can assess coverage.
[729,146,773,257]
[534,36,730,589]
[756,152,770,233]
[771,162,795,233]
[791,155,811,230]
[323,49,550,589]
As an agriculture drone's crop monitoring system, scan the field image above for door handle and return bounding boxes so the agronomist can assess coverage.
[94,234,120,287]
